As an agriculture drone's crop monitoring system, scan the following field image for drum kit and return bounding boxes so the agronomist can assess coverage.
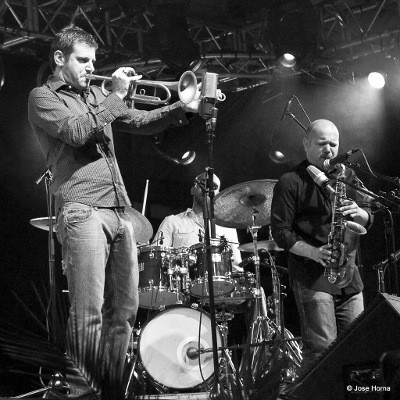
[30,179,302,398]
[127,179,302,398]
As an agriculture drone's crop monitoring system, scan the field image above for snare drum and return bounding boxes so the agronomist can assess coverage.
[202,272,256,307]
[137,305,222,393]
[189,238,234,297]
[138,246,189,308]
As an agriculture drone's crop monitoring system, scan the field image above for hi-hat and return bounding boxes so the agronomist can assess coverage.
[30,206,153,244]
[214,179,277,229]
[238,240,283,252]
[30,217,57,232]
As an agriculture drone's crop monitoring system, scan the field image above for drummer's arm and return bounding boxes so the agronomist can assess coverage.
[231,247,243,272]
[227,230,242,272]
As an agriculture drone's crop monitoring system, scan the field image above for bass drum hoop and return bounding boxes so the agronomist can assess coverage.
[137,304,222,393]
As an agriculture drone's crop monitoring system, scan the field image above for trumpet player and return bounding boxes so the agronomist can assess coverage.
[28,24,201,399]
[270,119,374,376]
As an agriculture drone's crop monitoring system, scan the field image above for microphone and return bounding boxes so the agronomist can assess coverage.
[306,165,335,195]
[322,148,359,170]
[199,72,218,119]
[186,347,200,360]
[281,95,295,121]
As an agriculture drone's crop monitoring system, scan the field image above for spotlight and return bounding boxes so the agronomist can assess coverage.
[181,150,196,165]
[368,72,385,89]
[269,149,287,164]
[279,53,296,68]
[151,139,196,166]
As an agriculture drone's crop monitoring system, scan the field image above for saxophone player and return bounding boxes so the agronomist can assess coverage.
[270,119,374,374]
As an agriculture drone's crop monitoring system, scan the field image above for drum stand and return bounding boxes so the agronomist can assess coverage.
[263,250,303,384]
[215,307,244,396]
[240,211,275,379]
[240,212,302,391]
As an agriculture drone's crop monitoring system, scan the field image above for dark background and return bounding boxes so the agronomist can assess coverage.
[0,52,399,396]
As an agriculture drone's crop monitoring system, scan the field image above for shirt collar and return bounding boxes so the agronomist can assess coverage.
[46,75,87,97]
[183,208,195,217]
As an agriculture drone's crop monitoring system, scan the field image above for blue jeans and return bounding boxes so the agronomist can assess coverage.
[292,279,364,372]
[56,203,139,393]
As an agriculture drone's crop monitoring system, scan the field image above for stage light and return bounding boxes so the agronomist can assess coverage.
[279,53,296,68]
[180,150,196,165]
[368,72,385,89]
[0,56,4,90]
[151,139,196,166]
[269,149,287,164]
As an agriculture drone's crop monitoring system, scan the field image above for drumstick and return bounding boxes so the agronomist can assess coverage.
[142,179,149,215]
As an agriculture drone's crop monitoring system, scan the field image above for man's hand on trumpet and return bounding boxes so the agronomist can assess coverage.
[111,67,142,100]
[180,81,202,113]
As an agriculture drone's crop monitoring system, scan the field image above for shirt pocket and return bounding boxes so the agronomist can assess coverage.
[175,226,199,245]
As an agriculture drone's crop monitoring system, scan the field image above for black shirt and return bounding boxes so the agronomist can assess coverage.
[271,160,373,295]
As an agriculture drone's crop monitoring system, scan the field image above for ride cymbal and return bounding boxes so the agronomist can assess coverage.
[30,217,57,232]
[214,179,277,229]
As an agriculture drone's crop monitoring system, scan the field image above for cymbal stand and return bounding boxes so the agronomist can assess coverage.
[215,307,243,395]
[263,250,302,382]
[241,210,275,380]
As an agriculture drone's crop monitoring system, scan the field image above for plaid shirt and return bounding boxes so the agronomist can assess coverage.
[28,75,188,212]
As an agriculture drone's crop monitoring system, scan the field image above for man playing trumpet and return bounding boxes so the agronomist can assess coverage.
[28,24,200,399]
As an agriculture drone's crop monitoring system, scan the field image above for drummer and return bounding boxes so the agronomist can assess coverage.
[152,172,242,269]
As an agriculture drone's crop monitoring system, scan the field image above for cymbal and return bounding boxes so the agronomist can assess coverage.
[30,217,57,232]
[214,179,277,229]
[238,240,283,252]
[30,207,153,244]
[125,206,153,244]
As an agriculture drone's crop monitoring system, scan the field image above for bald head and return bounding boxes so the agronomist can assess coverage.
[306,119,339,140]
[303,119,339,169]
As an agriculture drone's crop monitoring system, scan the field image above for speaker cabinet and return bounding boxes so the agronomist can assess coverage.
[287,293,400,400]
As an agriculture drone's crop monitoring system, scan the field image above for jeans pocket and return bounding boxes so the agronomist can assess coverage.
[62,203,93,225]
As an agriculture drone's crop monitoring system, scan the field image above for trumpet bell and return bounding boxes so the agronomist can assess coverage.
[160,71,198,104]
[178,71,198,104]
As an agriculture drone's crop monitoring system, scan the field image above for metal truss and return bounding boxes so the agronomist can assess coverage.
[0,0,399,91]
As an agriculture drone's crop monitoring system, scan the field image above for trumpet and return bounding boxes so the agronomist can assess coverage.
[86,71,199,106]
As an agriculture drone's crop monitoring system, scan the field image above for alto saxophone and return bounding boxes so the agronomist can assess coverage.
[325,164,367,288]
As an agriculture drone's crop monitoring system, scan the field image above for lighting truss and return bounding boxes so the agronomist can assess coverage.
[0,0,399,90]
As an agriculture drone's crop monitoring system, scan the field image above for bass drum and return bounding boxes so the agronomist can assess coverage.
[137,305,222,393]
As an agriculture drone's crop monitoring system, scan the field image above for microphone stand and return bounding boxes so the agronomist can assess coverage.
[200,104,227,399]
[337,167,400,296]
[15,170,69,399]
[36,169,58,341]
[282,95,311,132]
